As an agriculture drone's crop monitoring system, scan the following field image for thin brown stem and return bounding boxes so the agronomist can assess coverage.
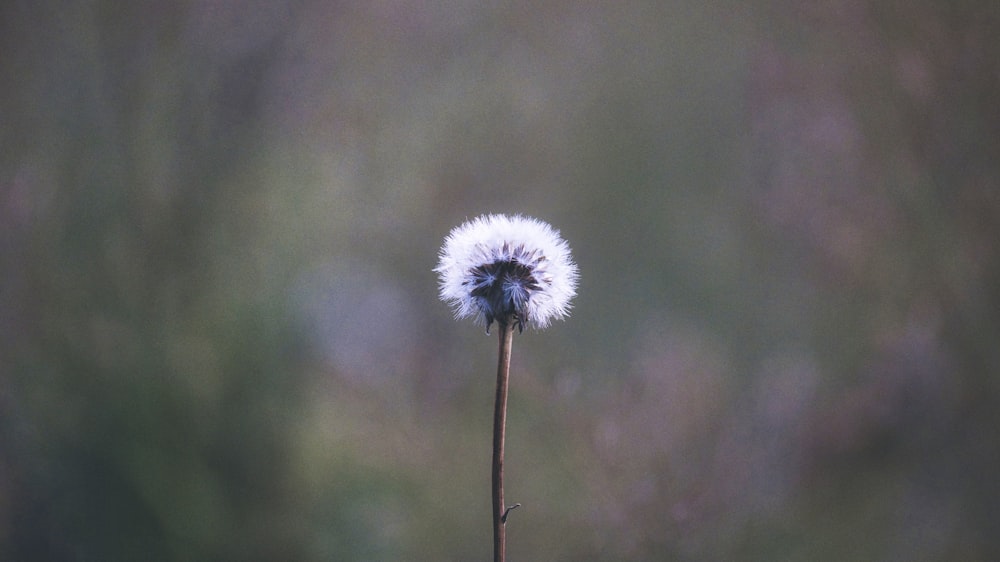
[492,319,515,562]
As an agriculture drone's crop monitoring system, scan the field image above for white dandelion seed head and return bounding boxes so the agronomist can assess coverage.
[435,214,578,332]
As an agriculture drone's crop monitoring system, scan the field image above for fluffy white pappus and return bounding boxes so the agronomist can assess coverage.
[435,214,579,332]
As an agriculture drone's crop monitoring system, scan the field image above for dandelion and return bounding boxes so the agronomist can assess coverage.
[436,214,578,333]
[435,214,578,562]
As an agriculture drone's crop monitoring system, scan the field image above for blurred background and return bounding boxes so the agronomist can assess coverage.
[2,1,999,560]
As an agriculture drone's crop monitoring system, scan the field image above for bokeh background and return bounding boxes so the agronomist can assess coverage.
[2,1,999,560]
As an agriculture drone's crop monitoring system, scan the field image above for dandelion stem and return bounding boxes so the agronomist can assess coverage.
[492,318,515,562]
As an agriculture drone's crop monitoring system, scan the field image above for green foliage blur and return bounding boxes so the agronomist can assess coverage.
[2,2,999,560]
